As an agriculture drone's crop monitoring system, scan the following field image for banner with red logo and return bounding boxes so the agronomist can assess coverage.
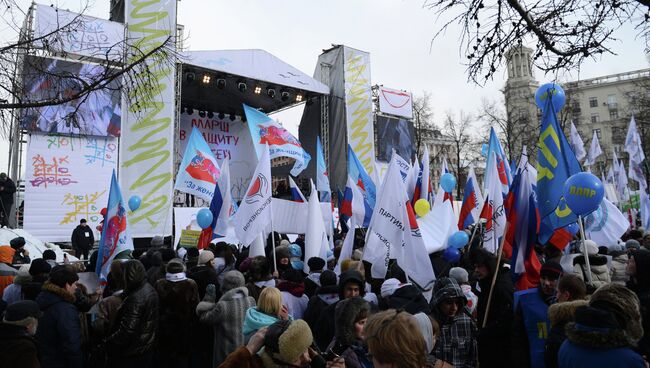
[378,86,413,119]
[174,127,221,201]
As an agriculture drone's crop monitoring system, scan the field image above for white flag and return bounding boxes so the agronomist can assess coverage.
[625,116,646,164]
[304,181,328,273]
[398,201,436,299]
[213,158,234,237]
[584,198,629,247]
[617,161,629,201]
[346,176,369,226]
[421,146,431,202]
[641,191,650,230]
[584,130,603,167]
[417,199,456,254]
[334,217,356,276]
[480,152,506,253]
[234,144,272,246]
[405,159,420,200]
[629,159,648,190]
[569,121,587,161]
[249,233,266,257]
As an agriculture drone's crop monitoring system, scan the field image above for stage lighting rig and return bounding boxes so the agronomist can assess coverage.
[254,85,262,94]
[187,107,194,115]
[185,72,195,83]
[216,78,226,89]
[267,87,276,98]
[280,90,290,102]
[202,74,211,84]
[237,80,247,93]
[229,114,236,121]
[218,112,225,120]
[199,110,206,118]
[207,111,214,119]
[295,93,303,102]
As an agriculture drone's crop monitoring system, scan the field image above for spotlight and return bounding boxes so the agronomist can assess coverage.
[185,72,195,83]
[229,114,236,121]
[216,78,226,89]
[237,81,247,93]
[280,90,290,102]
[202,74,211,84]
[187,107,194,115]
[199,110,206,118]
[254,85,262,94]
[218,112,225,120]
[267,87,276,98]
[295,93,303,102]
[207,111,214,119]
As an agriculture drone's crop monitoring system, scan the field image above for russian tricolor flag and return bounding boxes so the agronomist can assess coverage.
[288,176,306,202]
[458,166,483,230]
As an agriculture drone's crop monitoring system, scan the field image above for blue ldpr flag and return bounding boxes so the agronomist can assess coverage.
[348,145,377,209]
[535,93,582,242]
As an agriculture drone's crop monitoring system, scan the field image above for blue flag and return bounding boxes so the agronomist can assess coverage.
[348,145,376,209]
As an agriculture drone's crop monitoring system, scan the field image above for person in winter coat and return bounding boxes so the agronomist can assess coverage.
[0,300,42,368]
[469,248,513,368]
[313,269,366,350]
[303,269,339,329]
[365,309,436,368]
[243,286,290,342]
[212,242,237,285]
[93,260,124,338]
[304,257,325,298]
[70,219,94,260]
[196,270,256,367]
[0,246,17,298]
[188,249,220,300]
[626,249,650,357]
[544,274,588,368]
[572,240,611,291]
[10,237,30,265]
[0,172,16,228]
[431,277,478,368]
[559,306,645,368]
[610,243,630,285]
[277,267,309,319]
[105,259,159,368]
[448,267,478,315]
[22,259,51,301]
[327,296,372,368]
[2,264,31,304]
[35,265,82,368]
[245,256,276,302]
[154,259,199,368]
[380,278,430,314]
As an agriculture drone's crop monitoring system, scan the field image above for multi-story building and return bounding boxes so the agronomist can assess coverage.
[417,127,458,186]
[504,46,650,182]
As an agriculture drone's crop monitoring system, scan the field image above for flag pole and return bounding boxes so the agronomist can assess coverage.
[482,221,508,329]
[467,221,480,252]
[270,201,278,275]
[577,215,593,285]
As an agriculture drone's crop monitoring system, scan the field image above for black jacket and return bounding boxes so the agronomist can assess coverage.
[35,282,83,368]
[0,323,40,368]
[71,225,94,251]
[388,284,430,314]
[105,260,159,358]
[0,178,16,207]
[187,264,221,300]
[476,267,514,368]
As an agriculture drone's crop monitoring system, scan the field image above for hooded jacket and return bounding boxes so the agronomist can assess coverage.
[544,300,589,368]
[278,280,308,320]
[105,260,159,358]
[0,246,16,297]
[303,284,339,329]
[35,281,82,368]
[328,297,372,368]
[572,254,611,289]
[387,283,430,314]
[155,277,199,354]
[0,323,39,368]
[431,278,477,368]
[609,250,629,286]
[242,307,283,342]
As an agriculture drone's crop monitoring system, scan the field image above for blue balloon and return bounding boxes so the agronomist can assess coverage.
[196,208,214,229]
[128,195,141,212]
[535,83,566,111]
[443,247,461,263]
[448,231,470,249]
[563,172,604,216]
[440,173,457,193]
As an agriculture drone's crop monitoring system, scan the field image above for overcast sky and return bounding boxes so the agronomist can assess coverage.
[0,0,648,172]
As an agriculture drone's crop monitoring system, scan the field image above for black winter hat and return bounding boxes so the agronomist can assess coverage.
[42,249,56,261]
[29,258,52,276]
[307,257,325,272]
[166,259,185,274]
[160,248,176,263]
[3,300,42,324]
[10,237,25,250]
[574,306,620,330]
[320,270,337,287]
[540,261,563,280]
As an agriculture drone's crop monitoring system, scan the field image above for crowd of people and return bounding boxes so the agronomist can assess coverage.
[0,225,650,368]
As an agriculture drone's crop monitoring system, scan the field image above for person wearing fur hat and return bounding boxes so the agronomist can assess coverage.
[572,240,611,291]
[105,260,159,368]
[196,270,256,367]
[274,245,292,275]
[278,268,309,319]
[219,319,329,368]
[154,258,199,368]
[468,248,514,368]
[626,249,650,357]
[2,264,31,304]
[512,260,563,368]
[0,300,41,368]
[10,237,30,265]
[304,256,326,298]
[313,269,366,350]
[544,274,588,368]
[246,256,276,302]
[35,265,82,368]
[303,270,339,329]
[558,306,645,367]
[431,277,477,368]
[327,296,372,368]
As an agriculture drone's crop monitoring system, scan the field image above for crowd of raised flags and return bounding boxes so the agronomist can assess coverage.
[94,98,648,297]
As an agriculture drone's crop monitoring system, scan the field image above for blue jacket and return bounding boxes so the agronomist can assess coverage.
[35,282,82,368]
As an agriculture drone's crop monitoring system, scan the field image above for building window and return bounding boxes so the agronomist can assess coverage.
[607,94,617,105]
[609,110,619,120]
[589,97,598,108]
[594,128,602,139]
[591,114,600,124]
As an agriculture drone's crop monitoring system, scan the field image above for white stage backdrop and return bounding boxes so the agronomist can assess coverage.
[178,112,257,201]
[343,46,376,176]
[120,0,177,237]
[23,134,117,242]
[378,86,413,119]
